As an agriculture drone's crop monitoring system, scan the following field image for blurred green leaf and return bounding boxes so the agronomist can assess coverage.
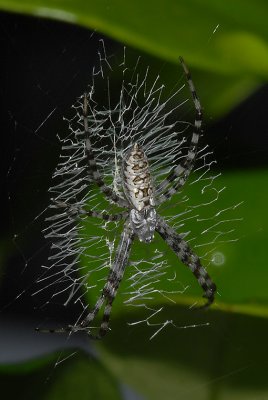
[0,352,122,400]
[1,0,268,115]
[161,169,268,319]
[99,306,268,400]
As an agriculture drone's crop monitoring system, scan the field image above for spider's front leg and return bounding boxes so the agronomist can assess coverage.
[156,57,202,204]
[79,222,134,339]
[156,216,216,307]
[83,94,128,208]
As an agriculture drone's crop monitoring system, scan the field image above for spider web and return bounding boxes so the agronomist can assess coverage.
[2,36,240,339]
[3,20,265,400]
[26,40,241,339]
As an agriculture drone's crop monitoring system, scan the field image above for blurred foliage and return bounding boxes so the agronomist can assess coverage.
[0,353,122,399]
[1,0,268,115]
[1,1,268,400]
[2,307,268,400]
[98,306,268,400]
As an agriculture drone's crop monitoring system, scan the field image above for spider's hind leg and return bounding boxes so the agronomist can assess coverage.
[189,255,217,308]
[156,216,216,307]
[79,222,134,339]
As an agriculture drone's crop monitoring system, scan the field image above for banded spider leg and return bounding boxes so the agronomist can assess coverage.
[36,56,216,339]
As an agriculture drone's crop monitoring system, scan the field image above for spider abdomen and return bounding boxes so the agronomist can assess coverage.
[122,143,155,211]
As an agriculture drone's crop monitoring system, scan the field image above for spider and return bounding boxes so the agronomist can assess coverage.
[36,57,216,339]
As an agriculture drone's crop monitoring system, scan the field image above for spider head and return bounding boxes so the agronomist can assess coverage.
[130,207,157,243]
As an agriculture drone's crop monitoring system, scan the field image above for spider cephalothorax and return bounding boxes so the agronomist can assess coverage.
[37,57,217,339]
[129,207,157,243]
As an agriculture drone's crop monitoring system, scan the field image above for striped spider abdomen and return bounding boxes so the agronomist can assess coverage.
[122,142,155,211]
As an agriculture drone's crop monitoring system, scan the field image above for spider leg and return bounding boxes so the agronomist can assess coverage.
[36,223,134,337]
[49,200,128,222]
[156,216,216,307]
[156,57,202,204]
[83,94,128,208]
[79,222,134,339]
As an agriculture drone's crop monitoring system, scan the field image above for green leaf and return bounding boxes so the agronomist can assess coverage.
[165,169,268,319]
[0,352,122,400]
[0,0,268,74]
[99,307,268,400]
[1,0,268,115]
